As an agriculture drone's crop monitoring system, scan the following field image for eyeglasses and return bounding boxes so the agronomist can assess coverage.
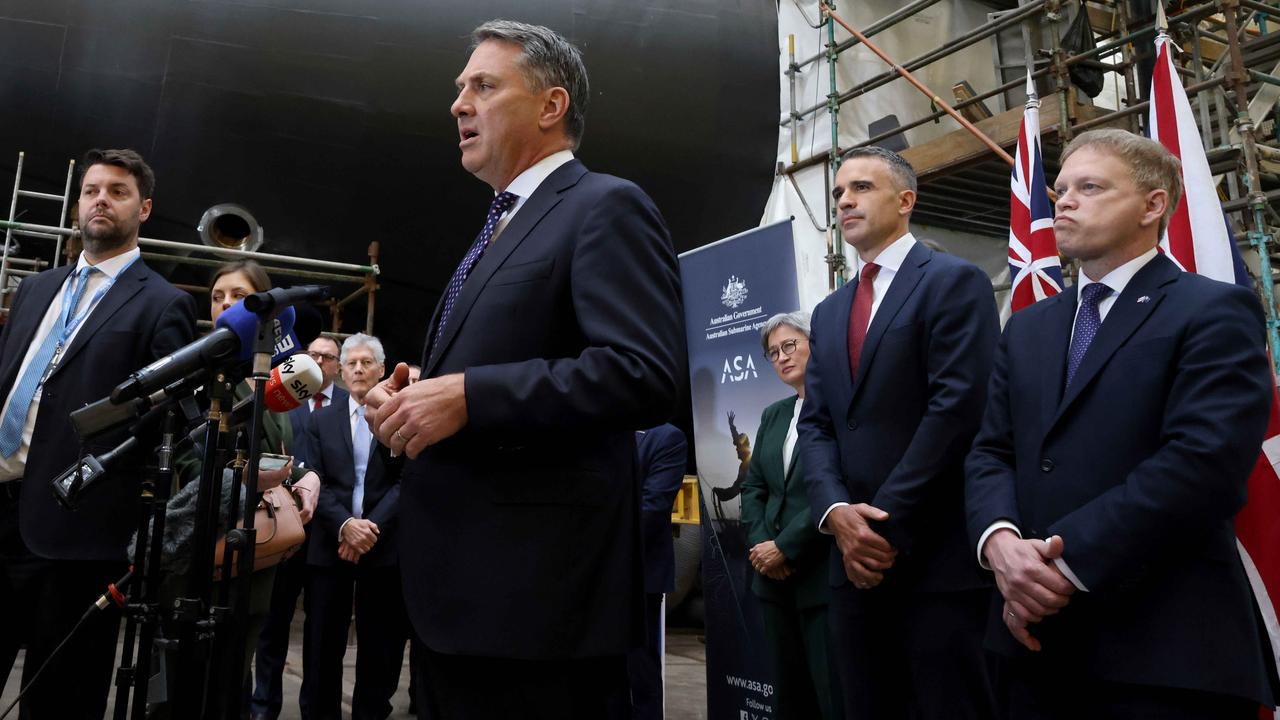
[343,358,379,369]
[308,351,338,364]
[765,338,805,363]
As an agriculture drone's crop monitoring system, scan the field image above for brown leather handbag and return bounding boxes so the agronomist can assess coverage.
[212,485,305,581]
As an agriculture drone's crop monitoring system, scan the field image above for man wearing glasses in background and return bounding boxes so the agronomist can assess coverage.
[251,333,349,720]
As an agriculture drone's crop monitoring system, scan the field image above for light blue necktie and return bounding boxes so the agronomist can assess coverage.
[1065,283,1113,388]
[0,266,97,458]
[352,404,370,519]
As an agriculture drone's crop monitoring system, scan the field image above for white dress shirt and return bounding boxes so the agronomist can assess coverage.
[489,150,575,243]
[310,382,336,412]
[817,233,918,532]
[975,247,1160,592]
[783,397,803,477]
[339,395,372,541]
[0,248,141,482]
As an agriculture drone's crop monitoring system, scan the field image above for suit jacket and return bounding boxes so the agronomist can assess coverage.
[799,242,998,593]
[288,385,348,468]
[635,424,686,595]
[965,253,1276,704]
[741,395,830,609]
[306,400,402,567]
[0,259,195,561]
[399,158,684,660]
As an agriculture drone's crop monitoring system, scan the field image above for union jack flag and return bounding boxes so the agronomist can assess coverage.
[1149,16,1280,718]
[1008,75,1063,313]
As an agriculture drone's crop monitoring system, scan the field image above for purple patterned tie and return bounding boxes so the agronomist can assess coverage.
[429,191,518,354]
[1065,283,1113,387]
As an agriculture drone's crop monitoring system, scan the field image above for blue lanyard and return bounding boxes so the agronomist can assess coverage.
[40,254,139,384]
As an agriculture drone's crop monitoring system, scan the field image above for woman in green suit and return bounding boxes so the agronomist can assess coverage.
[741,311,842,720]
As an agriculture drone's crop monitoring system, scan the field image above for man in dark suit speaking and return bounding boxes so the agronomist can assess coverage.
[798,146,1000,719]
[0,149,197,718]
[966,129,1276,717]
[364,19,684,719]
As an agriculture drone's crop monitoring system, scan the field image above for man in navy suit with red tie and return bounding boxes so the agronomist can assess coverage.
[363,19,683,719]
[966,129,1276,718]
[798,146,1000,719]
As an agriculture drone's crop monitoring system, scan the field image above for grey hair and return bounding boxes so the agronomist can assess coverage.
[841,145,918,194]
[471,20,589,148]
[340,333,385,366]
[759,311,812,354]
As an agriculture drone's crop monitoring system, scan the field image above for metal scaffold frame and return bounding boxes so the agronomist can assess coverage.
[780,0,1280,371]
[0,157,381,335]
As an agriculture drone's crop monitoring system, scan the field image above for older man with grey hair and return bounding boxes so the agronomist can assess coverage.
[363,18,683,720]
[302,332,408,720]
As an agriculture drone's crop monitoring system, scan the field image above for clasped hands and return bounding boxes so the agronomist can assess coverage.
[982,530,1076,652]
[364,363,467,459]
[748,540,792,581]
[339,518,380,564]
[824,503,897,590]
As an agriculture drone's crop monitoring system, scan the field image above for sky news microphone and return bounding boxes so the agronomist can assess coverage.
[225,353,325,428]
[110,302,299,405]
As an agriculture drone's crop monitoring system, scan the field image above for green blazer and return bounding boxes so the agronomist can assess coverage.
[740,395,831,609]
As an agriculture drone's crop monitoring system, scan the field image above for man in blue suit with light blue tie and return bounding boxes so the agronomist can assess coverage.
[303,333,406,720]
[966,129,1276,718]
[798,145,1000,719]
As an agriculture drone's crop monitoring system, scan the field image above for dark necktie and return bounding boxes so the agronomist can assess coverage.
[429,191,519,354]
[1065,283,1113,387]
[847,262,880,380]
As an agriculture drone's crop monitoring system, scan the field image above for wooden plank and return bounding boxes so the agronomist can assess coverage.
[901,101,1114,182]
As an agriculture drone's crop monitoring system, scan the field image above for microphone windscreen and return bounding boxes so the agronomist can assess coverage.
[263,353,325,412]
[214,301,298,363]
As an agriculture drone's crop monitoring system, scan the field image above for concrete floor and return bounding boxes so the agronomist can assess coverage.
[1,614,708,719]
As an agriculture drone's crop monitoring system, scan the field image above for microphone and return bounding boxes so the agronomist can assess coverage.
[110,302,298,405]
[243,285,330,315]
[225,353,325,428]
[55,355,325,510]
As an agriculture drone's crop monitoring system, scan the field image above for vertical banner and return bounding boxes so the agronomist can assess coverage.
[680,220,799,720]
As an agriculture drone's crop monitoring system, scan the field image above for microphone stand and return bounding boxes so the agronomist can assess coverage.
[213,310,277,719]
[110,409,179,720]
[172,371,235,720]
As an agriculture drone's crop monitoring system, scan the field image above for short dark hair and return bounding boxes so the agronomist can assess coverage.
[471,20,589,147]
[840,145,918,194]
[80,149,156,200]
[210,258,273,293]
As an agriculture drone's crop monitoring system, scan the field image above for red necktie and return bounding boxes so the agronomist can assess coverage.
[847,263,880,379]
[313,392,326,412]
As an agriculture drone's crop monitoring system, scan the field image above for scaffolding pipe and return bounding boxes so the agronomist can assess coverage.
[795,0,945,70]
[826,3,847,288]
[54,158,74,269]
[1069,76,1227,132]
[138,237,377,275]
[1,152,24,304]
[791,0,1045,123]
[820,3,1016,166]
[1239,0,1280,21]
[1224,0,1280,371]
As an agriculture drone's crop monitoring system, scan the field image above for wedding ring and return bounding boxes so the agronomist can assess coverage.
[394,430,407,443]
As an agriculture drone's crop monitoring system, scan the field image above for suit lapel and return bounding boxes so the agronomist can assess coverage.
[53,260,148,374]
[824,283,856,410]
[0,267,71,389]
[849,243,929,401]
[1037,290,1076,432]
[424,160,586,375]
[1049,254,1178,431]
[775,396,799,488]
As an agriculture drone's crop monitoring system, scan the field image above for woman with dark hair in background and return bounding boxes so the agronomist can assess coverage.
[740,311,842,720]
